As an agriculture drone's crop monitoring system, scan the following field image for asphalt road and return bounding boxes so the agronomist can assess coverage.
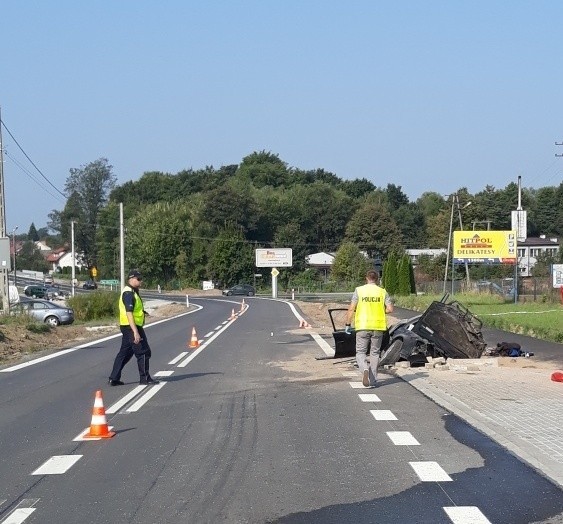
[0,297,561,523]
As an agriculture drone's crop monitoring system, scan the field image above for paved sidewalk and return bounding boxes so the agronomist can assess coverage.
[391,360,563,489]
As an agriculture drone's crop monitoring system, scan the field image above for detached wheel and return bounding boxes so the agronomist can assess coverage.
[379,339,403,367]
[45,316,60,327]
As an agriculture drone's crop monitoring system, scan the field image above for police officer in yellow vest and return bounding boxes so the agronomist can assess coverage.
[345,270,393,388]
[108,270,159,386]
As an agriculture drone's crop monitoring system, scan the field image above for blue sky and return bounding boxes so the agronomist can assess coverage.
[2,1,562,233]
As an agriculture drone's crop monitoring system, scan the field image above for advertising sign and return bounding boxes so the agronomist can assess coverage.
[453,231,517,264]
[255,248,293,267]
[553,264,563,288]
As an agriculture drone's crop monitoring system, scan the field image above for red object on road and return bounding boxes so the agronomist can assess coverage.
[551,371,563,383]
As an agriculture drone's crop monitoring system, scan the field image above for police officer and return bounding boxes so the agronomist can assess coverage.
[108,269,159,386]
[345,270,393,388]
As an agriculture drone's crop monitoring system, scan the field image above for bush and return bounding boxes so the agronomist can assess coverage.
[67,291,120,322]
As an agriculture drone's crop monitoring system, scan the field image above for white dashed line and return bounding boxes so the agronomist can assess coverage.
[387,431,420,445]
[443,506,491,523]
[358,393,381,402]
[349,382,368,389]
[370,409,397,421]
[410,461,452,482]
[32,455,82,475]
[3,508,36,523]
[341,371,358,377]
[154,370,174,377]
[168,352,188,365]
[204,331,214,338]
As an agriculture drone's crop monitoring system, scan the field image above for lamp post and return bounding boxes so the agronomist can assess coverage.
[455,195,472,291]
[11,226,18,287]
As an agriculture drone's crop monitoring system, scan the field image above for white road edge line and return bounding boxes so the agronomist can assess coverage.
[2,507,36,524]
[1,306,202,373]
[32,455,82,475]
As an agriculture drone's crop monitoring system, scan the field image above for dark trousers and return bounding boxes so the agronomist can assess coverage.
[109,325,152,382]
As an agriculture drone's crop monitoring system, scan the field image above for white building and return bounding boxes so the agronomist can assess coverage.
[517,236,560,277]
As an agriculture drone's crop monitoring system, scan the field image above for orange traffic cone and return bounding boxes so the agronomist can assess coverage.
[229,308,237,320]
[299,319,311,328]
[240,299,245,311]
[188,327,200,348]
[83,390,115,439]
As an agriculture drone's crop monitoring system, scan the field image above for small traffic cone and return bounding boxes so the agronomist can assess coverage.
[83,390,115,439]
[240,299,245,311]
[299,319,311,328]
[229,308,237,320]
[188,327,200,348]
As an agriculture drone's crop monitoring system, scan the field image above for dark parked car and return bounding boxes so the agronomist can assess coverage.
[222,284,256,296]
[11,299,74,326]
[83,280,98,290]
[44,286,70,300]
[24,285,48,299]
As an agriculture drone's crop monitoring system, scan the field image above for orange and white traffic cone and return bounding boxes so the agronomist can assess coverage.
[229,308,237,320]
[83,390,115,439]
[299,319,311,328]
[188,327,200,348]
[240,299,245,311]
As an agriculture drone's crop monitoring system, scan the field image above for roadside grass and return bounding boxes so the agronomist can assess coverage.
[393,293,563,344]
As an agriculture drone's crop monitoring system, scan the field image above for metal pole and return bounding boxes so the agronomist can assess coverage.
[0,107,10,314]
[71,221,76,297]
[119,203,125,289]
[11,226,18,287]
[443,195,455,294]
[456,194,471,290]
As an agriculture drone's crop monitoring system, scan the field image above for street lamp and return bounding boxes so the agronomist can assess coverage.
[11,226,18,288]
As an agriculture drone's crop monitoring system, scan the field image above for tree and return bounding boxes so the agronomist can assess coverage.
[27,223,39,241]
[51,158,117,269]
[207,226,254,286]
[385,183,410,211]
[330,242,370,285]
[397,255,414,295]
[237,151,289,188]
[15,241,49,273]
[345,201,403,259]
[382,252,399,295]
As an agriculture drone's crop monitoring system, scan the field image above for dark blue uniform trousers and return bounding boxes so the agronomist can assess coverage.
[109,325,152,382]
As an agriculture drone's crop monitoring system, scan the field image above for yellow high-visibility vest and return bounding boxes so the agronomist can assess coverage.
[354,284,387,331]
[118,285,144,326]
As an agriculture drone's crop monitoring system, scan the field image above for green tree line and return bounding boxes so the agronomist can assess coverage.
[34,151,563,292]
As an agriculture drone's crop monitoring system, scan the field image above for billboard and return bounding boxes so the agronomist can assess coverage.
[255,248,293,267]
[553,264,563,288]
[453,231,517,264]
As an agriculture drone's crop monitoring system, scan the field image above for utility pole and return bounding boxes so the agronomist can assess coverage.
[119,202,125,289]
[71,221,76,297]
[0,107,10,314]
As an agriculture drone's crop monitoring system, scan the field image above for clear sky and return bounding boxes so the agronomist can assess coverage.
[1,1,562,234]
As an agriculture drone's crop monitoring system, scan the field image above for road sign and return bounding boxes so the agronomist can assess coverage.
[271,268,279,277]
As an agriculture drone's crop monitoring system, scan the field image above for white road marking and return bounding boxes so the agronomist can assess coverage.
[154,370,174,377]
[126,382,166,412]
[341,371,358,377]
[32,455,82,475]
[105,385,147,414]
[177,318,236,367]
[73,426,115,441]
[443,506,491,523]
[1,307,201,373]
[358,393,381,402]
[349,381,367,389]
[310,332,334,357]
[204,331,214,338]
[214,325,223,330]
[410,461,452,482]
[387,431,420,445]
[169,352,188,365]
[3,508,36,524]
[370,409,397,421]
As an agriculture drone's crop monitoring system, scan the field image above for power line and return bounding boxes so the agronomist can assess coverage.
[0,118,66,199]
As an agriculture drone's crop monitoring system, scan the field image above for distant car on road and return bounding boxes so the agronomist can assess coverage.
[44,286,70,300]
[24,285,48,299]
[82,280,98,290]
[222,284,256,296]
[43,275,54,285]
[11,299,74,326]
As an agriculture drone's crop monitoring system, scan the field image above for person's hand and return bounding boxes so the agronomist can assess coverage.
[344,324,352,334]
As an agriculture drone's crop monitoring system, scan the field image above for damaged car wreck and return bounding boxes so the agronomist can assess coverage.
[327,294,487,366]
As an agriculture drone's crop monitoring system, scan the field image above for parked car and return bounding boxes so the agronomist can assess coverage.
[24,285,48,299]
[222,284,256,296]
[44,286,70,300]
[83,280,98,290]
[11,299,74,326]
[43,275,54,285]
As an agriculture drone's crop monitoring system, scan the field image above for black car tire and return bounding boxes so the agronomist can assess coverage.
[378,338,403,367]
[226,291,233,296]
[247,291,254,296]
[45,316,60,327]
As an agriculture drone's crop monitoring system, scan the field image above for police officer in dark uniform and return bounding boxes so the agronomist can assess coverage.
[108,269,159,386]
